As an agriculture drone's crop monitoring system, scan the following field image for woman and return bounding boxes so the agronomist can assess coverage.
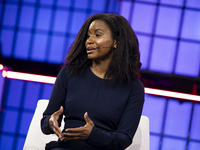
[41,13,144,150]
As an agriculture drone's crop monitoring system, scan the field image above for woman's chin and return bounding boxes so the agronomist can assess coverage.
[87,54,97,60]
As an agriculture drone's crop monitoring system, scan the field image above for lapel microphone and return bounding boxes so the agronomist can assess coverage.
[96,46,116,49]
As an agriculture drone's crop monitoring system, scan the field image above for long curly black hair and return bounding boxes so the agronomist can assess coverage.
[65,13,141,83]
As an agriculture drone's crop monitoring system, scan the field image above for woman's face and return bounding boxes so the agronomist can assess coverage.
[85,20,117,61]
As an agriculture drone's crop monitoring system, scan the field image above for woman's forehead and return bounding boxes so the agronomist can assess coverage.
[88,20,109,31]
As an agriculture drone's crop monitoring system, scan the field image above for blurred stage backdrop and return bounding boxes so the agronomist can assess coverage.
[0,0,200,149]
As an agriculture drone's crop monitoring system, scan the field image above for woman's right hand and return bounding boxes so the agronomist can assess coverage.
[48,106,64,141]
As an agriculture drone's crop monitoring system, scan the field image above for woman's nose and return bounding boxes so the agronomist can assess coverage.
[87,36,94,44]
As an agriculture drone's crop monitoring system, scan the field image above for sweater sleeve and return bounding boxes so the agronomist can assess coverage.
[85,80,145,150]
[41,66,68,134]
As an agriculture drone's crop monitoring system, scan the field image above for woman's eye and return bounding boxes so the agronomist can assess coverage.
[87,35,91,39]
[96,34,101,37]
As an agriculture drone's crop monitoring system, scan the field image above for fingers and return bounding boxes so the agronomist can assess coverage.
[84,112,94,126]
[63,128,88,141]
[52,121,61,134]
[59,106,64,113]
[55,106,63,116]
[63,112,94,141]
[54,127,64,141]
[48,106,64,141]
[84,112,90,123]
[63,136,82,141]
[65,127,84,133]
[49,119,64,141]
[53,126,64,141]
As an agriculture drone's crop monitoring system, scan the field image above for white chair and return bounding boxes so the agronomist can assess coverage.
[125,116,150,150]
[23,100,149,150]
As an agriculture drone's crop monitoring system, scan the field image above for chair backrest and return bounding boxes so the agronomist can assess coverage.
[23,100,149,150]
[23,100,57,150]
[125,116,150,150]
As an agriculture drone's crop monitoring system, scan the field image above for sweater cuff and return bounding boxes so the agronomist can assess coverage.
[85,126,112,147]
[41,115,54,134]
[85,126,98,146]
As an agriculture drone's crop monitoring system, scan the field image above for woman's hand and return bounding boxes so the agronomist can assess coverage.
[63,112,94,141]
[48,106,64,141]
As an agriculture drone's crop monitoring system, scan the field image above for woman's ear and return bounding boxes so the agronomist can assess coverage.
[113,40,117,49]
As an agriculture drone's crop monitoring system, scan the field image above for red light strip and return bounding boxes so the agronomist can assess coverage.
[2,70,56,84]
[145,88,200,102]
[0,64,3,70]
[1,65,200,102]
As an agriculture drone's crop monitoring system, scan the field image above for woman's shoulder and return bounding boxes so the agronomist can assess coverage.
[129,78,144,91]
[133,78,144,87]
[56,65,70,80]
[116,78,144,93]
[58,65,69,74]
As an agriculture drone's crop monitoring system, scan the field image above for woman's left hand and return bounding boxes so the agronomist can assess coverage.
[63,112,94,141]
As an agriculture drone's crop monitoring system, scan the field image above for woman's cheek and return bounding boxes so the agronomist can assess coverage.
[96,38,112,47]
[96,38,104,46]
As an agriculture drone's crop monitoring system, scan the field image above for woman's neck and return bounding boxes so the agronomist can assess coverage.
[90,60,110,79]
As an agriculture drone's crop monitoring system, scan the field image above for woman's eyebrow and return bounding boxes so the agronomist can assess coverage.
[87,28,104,33]
[95,29,104,32]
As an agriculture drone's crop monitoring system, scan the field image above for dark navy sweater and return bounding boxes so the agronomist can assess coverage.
[41,65,144,150]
